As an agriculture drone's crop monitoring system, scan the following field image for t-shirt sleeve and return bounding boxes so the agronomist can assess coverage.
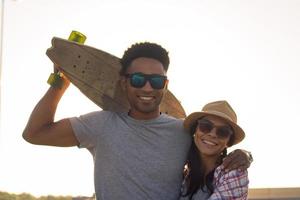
[208,167,249,200]
[69,111,110,149]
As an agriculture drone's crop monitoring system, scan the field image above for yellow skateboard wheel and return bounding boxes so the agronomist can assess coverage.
[48,30,86,89]
[68,30,86,44]
[47,73,63,89]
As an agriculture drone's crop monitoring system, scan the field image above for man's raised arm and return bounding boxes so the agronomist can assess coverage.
[22,75,78,147]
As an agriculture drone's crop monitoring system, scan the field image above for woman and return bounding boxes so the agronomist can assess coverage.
[180,100,249,200]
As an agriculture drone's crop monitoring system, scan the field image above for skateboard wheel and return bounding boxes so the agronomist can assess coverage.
[47,31,86,89]
[47,73,63,89]
[68,30,86,44]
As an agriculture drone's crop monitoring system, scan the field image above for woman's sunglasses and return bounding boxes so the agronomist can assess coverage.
[125,72,168,90]
[197,119,233,139]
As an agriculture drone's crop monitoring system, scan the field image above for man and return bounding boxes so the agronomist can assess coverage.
[23,42,252,200]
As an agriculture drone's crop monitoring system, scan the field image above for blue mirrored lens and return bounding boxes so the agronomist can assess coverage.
[150,76,165,89]
[131,74,146,88]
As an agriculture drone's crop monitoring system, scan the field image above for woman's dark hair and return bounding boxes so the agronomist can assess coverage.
[119,42,170,76]
[181,120,231,199]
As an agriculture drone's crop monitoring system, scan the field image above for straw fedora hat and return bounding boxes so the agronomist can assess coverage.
[184,100,245,146]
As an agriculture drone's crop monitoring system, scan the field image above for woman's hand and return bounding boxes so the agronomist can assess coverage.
[222,149,253,171]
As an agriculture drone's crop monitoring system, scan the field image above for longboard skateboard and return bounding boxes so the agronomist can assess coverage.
[46,37,186,118]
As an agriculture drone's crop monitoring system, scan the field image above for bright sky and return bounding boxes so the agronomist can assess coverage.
[1,0,300,197]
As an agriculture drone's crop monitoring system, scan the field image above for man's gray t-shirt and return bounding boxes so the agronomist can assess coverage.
[70,111,191,200]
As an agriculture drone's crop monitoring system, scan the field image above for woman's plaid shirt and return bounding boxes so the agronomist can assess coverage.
[208,165,249,200]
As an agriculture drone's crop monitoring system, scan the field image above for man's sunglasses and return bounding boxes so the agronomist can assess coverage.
[197,119,233,139]
[125,73,168,90]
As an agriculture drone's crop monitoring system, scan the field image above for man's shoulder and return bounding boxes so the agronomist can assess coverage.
[70,111,126,132]
[161,113,184,123]
[70,110,123,125]
[80,110,120,118]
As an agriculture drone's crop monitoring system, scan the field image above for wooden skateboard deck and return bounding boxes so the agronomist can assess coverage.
[46,37,186,118]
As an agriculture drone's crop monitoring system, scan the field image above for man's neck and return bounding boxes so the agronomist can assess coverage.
[128,110,161,120]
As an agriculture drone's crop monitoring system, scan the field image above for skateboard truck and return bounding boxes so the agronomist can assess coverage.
[47,31,87,89]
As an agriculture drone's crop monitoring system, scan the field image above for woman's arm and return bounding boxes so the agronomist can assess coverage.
[208,167,249,200]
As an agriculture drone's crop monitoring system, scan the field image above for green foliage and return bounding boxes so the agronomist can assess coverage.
[0,191,16,200]
[37,195,72,200]
[16,193,36,200]
[0,191,73,200]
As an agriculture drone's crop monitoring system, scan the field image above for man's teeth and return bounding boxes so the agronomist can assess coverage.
[202,140,217,146]
[140,96,153,100]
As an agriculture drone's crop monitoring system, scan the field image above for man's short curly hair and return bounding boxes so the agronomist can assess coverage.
[119,42,170,75]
